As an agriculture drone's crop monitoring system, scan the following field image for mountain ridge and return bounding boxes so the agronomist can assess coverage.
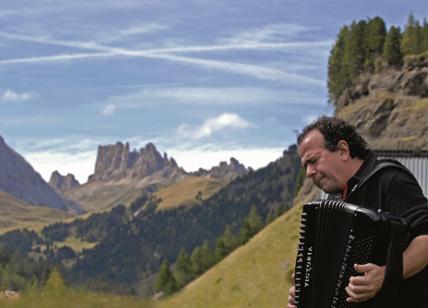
[0,135,83,215]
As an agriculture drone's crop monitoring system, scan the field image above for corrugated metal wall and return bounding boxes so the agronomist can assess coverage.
[378,155,428,198]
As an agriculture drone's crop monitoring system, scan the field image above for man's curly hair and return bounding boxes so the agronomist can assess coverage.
[297,116,368,159]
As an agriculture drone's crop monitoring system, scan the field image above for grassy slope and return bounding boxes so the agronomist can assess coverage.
[157,203,302,308]
[154,176,225,210]
[155,179,319,308]
[1,288,155,308]
[0,192,74,234]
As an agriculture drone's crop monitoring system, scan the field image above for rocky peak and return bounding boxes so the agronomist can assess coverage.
[336,52,428,150]
[88,142,180,182]
[193,157,248,181]
[49,171,80,192]
[337,52,428,110]
[0,135,83,214]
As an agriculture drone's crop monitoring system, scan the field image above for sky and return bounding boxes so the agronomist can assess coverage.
[1,0,427,183]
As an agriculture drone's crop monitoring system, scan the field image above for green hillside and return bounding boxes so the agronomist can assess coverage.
[157,201,302,308]
[154,176,225,210]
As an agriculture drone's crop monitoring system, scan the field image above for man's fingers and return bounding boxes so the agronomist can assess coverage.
[354,263,376,273]
[345,286,372,303]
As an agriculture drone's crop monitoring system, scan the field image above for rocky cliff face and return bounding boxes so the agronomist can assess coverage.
[88,142,183,183]
[0,136,83,214]
[336,52,428,150]
[192,157,249,181]
[49,171,80,191]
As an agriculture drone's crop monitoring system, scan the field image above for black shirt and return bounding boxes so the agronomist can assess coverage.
[342,151,428,307]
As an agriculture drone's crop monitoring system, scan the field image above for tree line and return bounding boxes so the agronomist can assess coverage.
[328,14,428,104]
[155,206,264,296]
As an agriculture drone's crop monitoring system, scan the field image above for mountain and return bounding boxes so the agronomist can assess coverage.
[49,171,80,192]
[38,145,301,296]
[64,142,187,212]
[0,135,83,214]
[65,142,249,212]
[192,157,249,181]
[88,142,182,183]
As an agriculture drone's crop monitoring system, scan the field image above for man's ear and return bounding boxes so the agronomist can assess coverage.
[337,140,350,160]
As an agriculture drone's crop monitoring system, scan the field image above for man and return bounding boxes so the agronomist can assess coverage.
[288,116,428,307]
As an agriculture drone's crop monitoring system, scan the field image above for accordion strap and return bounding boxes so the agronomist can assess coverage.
[347,159,418,209]
[377,217,405,307]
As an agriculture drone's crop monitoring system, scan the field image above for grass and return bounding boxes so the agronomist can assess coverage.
[154,176,225,210]
[54,236,98,253]
[0,192,74,235]
[156,203,303,308]
[0,287,155,308]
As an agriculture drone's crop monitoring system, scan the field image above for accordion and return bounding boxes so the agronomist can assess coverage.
[293,200,407,308]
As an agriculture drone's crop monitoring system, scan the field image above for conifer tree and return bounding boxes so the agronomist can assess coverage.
[174,249,193,288]
[421,18,428,52]
[365,17,387,71]
[214,237,227,262]
[155,260,177,295]
[222,225,239,252]
[240,206,263,243]
[190,241,213,276]
[345,20,367,81]
[328,26,350,103]
[247,205,263,232]
[401,14,421,55]
[383,26,403,66]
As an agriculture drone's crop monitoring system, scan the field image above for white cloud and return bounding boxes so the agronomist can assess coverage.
[0,89,33,103]
[102,86,325,109]
[0,31,326,86]
[101,104,116,116]
[179,113,252,140]
[23,150,96,184]
[169,146,284,172]
[224,23,316,44]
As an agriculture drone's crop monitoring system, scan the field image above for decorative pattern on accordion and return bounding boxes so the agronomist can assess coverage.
[293,200,389,308]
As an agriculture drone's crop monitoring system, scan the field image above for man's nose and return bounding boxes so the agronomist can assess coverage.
[306,165,316,177]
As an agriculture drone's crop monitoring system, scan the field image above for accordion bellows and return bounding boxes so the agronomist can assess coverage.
[293,200,403,308]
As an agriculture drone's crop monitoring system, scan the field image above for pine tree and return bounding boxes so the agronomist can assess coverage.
[345,20,367,81]
[190,241,213,276]
[421,18,428,52]
[401,13,421,55]
[222,225,239,252]
[328,26,351,103]
[247,205,263,232]
[383,26,403,66]
[174,249,193,288]
[214,237,227,262]
[155,260,177,295]
[240,206,263,243]
[365,16,387,71]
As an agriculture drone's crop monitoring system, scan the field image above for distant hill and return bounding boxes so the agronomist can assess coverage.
[0,135,83,215]
[63,142,249,212]
[0,192,74,234]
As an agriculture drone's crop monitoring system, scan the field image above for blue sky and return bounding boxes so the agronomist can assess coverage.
[1,0,427,183]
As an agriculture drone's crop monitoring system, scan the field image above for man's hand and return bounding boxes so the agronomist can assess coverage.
[345,263,385,303]
[287,285,296,308]
[287,272,297,308]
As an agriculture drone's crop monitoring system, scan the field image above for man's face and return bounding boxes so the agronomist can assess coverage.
[297,129,347,194]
